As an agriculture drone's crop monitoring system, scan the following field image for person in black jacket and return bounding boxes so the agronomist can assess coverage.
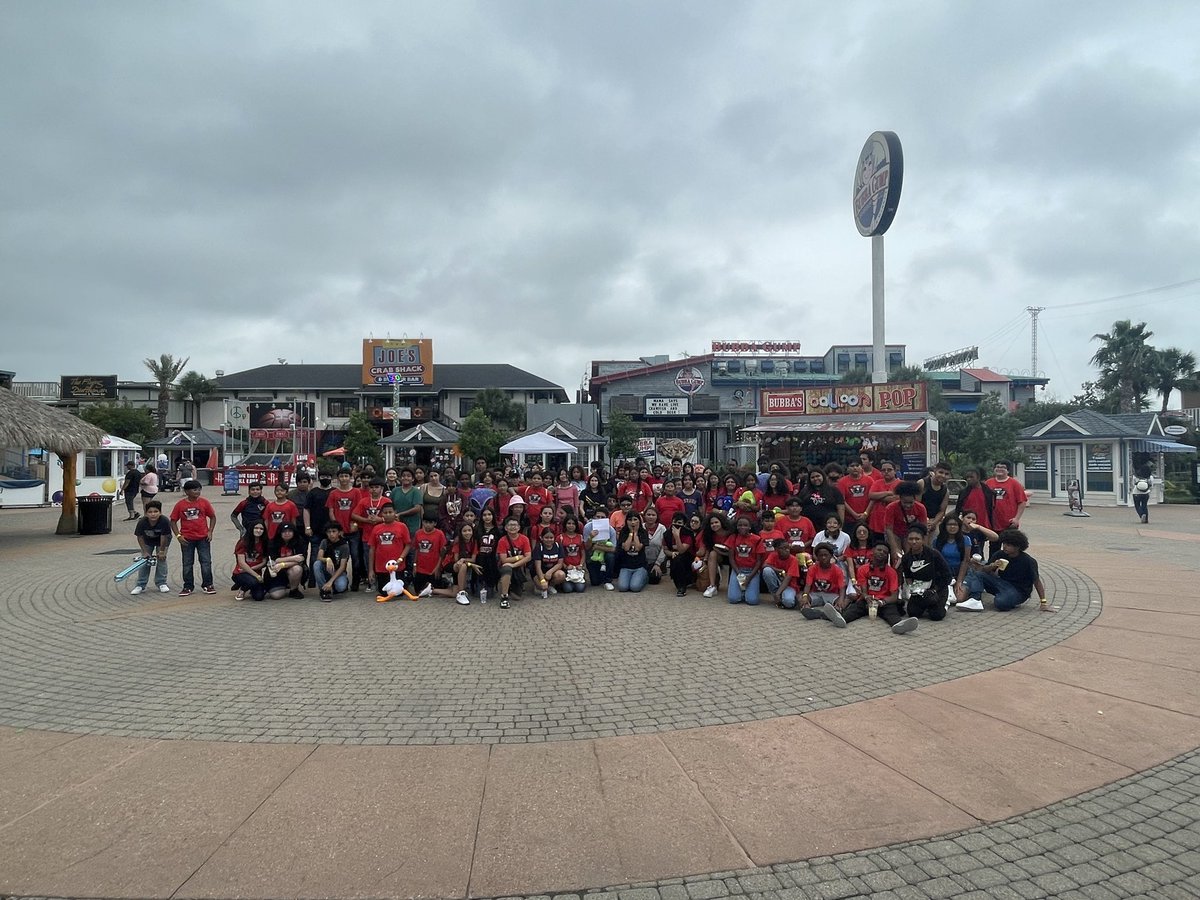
[896,524,951,621]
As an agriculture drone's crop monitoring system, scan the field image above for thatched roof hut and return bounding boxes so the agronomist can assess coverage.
[0,387,106,453]
[1,388,108,533]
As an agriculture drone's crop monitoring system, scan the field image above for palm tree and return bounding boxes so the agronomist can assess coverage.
[1150,347,1199,413]
[1090,320,1155,413]
[143,353,189,437]
[175,370,219,429]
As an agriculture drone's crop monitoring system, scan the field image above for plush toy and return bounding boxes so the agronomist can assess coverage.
[376,559,420,602]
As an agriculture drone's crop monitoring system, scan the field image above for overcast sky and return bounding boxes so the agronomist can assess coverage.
[3,1,1198,404]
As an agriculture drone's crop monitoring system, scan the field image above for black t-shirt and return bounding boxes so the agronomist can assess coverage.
[305,487,331,533]
[319,537,350,571]
[617,526,649,569]
[898,547,951,590]
[800,483,845,528]
[134,517,172,548]
[122,468,142,493]
[1000,552,1039,601]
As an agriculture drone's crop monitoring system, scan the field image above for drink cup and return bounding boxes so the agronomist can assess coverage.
[868,600,878,619]
[996,558,1009,571]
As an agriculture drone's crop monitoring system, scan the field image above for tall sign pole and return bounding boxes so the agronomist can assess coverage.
[852,131,904,384]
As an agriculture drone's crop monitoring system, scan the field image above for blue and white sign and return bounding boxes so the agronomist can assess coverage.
[852,131,904,237]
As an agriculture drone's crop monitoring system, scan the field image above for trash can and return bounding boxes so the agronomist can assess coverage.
[197,468,212,486]
[77,495,114,535]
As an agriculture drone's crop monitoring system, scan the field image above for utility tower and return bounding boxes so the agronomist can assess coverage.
[1025,306,1045,376]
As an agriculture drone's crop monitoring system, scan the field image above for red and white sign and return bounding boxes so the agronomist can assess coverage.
[710,341,802,354]
[759,382,927,417]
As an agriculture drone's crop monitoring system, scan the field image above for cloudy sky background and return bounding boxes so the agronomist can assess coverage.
[4,1,1199,403]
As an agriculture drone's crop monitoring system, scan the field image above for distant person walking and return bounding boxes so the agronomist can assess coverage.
[121,460,141,520]
[139,463,159,515]
[1131,465,1154,524]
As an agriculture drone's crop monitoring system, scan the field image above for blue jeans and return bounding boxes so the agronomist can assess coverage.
[561,578,587,593]
[965,569,1025,611]
[759,566,796,608]
[180,537,213,590]
[134,555,168,589]
[617,567,649,592]
[313,560,349,594]
[727,568,761,605]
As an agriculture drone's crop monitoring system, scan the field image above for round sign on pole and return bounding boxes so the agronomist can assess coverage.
[852,131,904,237]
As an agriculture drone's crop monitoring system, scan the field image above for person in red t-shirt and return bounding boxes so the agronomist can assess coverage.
[559,516,587,593]
[529,505,560,546]
[497,517,532,608]
[409,513,449,597]
[884,481,929,560]
[838,459,874,526]
[170,480,218,595]
[761,471,792,513]
[757,509,786,558]
[726,515,763,605]
[263,483,300,541]
[985,460,1028,531]
[434,521,479,604]
[780,498,817,551]
[866,460,901,539]
[520,472,554,527]
[761,538,801,609]
[326,469,363,588]
[617,471,655,513]
[368,504,411,594]
[846,543,918,634]
[800,544,847,627]
[654,479,686,526]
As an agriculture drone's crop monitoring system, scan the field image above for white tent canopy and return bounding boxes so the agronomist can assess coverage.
[499,432,578,455]
[100,434,142,451]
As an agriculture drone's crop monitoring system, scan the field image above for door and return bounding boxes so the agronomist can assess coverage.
[1055,445,1081,500]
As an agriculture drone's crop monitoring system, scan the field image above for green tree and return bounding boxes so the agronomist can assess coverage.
[457,408,505,465]
[839,368,871,384]
[79,402,158,446]
[343,410,383,470]
[175,370,219,429]
[1090,320,1155,413]
[606,407,641,461]
[474,388,526,432]
[1149,347,1199,413]
[1008,399,1084,430]
[938,394,1024,473]
[142,353,189,437]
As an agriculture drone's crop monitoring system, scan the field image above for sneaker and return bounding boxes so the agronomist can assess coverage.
[130,586,144,595]
[820,604,847,628]
[178,588,193,597]
[288,588,304,599]
[957,598,985,612]
[158,585,170,593]
[801,607,823,620]
[321,591,333,602]
[418,583,433,598]
[456,591,470,606]
[541,589,549,599]
[676,589,686,597]
[703,585,717,598]
[604,582,615,591]
[549,587,558,595]
[892,616,919,635]
[202,586,217,595]
[479,588,488,604]
[500,596,510,609]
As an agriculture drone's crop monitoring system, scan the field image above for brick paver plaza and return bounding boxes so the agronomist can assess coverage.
[1,496,1198,899]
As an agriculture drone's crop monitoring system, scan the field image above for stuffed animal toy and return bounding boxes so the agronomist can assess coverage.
[376,559,420,602]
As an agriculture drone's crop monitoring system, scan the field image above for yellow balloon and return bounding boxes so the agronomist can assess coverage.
[102,478,118,493]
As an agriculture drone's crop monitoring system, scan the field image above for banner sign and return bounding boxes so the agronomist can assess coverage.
[759,382,928,417]
[246,402,315,429]
[674,366,705,395]
[362,338,434,387]
[60,375,118,401]
[710,341,802,354]
[853,130,904,237]
[645,397,689,416]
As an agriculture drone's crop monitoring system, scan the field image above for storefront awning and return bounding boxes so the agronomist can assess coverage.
[744,418,926,434]
[1130,438,1196,454]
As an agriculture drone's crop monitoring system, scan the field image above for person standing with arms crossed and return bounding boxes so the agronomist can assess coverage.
[170,479,217,596]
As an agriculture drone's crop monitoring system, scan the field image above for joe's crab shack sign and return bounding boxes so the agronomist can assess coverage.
[759,382,927,417]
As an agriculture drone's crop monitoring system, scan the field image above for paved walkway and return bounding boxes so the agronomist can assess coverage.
[0,497,1197,898]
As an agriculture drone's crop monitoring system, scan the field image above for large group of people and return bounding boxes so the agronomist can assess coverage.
[124,449,1048,630]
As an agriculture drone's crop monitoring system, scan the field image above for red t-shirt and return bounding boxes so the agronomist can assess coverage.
[867,476,900,533]
[763,551,800,583]
[845,545,874,574]
[654,494,685,525]
[499,533,532,563]
[263,499,300,541]
[839,475,874,517]
[521,487,554,523]
[856,562,899,601]
[444,538,478,568]
[170,497,216,541]
[728,532,763,569]
[758,528,785,558]
[780,515,816,549]
[959,487,992,530]
[233,538,265,575]
[370,522,411,572]
[986,477,1028,530]
[529,522,560,545]
[884,500,928,537]
[326,487,362,532]
[805,563,847,594]
[352,494,393,543]
[618,480,655,513]
[561,532,585,567]
[412,527,448,576]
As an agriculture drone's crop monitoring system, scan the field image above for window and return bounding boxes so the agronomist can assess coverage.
[459,397,476,417]
[888,351,904,369]
[836,353,850,372]
[809,360,825,374]
[793,360,808,373]
[854,353,869,369]
[84,451,113,478]
[726,360,742,373]
[327,398,359,418]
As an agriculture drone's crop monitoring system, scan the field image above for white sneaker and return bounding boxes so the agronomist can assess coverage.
[455,591,470,606]
[158,585,170,593]
[604,582,615,591]
[549,587,558,595]
[957,598,985,612]
[703,585,717,598]
[541,589,549,599]
[130,586,144,595]
[892,616,919,634]
[418,583,433,598]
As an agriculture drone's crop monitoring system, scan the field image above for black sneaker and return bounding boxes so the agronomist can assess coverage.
[500,596,510,609]
[201,585,217,595]
[288,588,304,599]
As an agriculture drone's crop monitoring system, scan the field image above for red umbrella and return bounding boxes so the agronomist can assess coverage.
[322,447,347,457]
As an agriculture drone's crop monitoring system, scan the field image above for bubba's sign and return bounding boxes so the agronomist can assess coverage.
[759,382,927,417]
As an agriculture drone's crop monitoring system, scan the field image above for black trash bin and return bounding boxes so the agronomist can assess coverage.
[77,495,115,535]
